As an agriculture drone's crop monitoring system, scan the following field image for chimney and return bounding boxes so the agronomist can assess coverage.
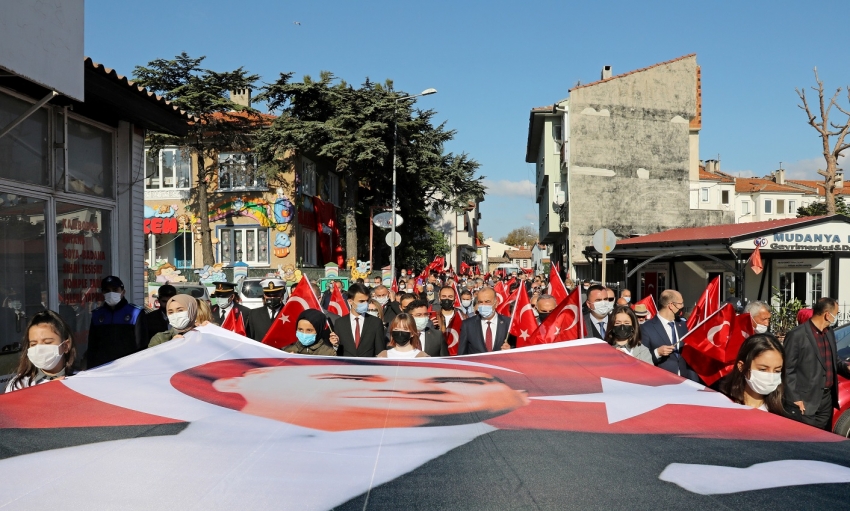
[229,88,252,108]
[601,65,612,80]
[776,168,785,185]
[837,170,844,189]
[705,159,717,173]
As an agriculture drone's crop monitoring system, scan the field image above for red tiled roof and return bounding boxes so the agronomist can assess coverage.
[569,54,696,92]
[699,166,734,183]
[735,178,808,194]
[617,216,826,247]
[530,105,554,113]
[505,250,533,259]
[787,180,850,196]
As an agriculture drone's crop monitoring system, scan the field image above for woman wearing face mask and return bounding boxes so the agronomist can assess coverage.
[5,310,76,393]
[603,306,652,364]
[367,299,384,322]
[723,334,786,414]
[377,313,429,359]
[283,309,338,356]
[149,294,200,347]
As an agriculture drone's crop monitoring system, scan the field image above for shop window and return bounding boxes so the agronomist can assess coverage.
[145,148,191,190]
[0,195,48,351]
[776,199,785,215]
[0,91,49,187]
[764,199,772,214]
[301,228,317,266]
[56,202,112,354]
[721,190,730,205]
[301,159,317,197]
[66,117,113,198]
[218,152,265,191]
[218,226,269,265]
[700,188,709,202]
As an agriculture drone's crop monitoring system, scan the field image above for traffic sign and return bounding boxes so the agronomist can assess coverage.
[386,232,401,247]
[592,229,617,254]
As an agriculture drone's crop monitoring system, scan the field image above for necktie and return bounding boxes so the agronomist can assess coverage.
[668,322,678,352]
[354,317,361,348]
[598,322,606,336]
[485,321,493,351]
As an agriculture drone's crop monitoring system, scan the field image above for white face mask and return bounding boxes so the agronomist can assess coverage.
[414,317,430,331]
[366,310,380,318]
[754,323,769,334]
[375,296,389,306]
[27,342,66,371]
[461,299,472,308]
[623,297,631,303]
[104,292,122,307]
[827,311,839,327]
[405,288,413,293]
[168,311,192,330]
[593,300,613,316]
[746,370,782,396]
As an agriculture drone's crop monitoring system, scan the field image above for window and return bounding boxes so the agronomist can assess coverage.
[764,199,772,214]
[218,226,269,265]
[66,117,114,197]
[721,190,730,205]
[521,259,529,268]
[218,153,265,191]
[145,148,191,190]
[0,91,49,186]
[789,200,796,213]
[700,188,709,202]
[301,159,317,196]
[301,228,317,265]
[742,201,750,215]
[776,199,785,215]
[323,171,340,206]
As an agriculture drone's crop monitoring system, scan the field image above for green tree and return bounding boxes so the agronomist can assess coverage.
[133,53,260,265]
[500,226,538,247]
[254,72,484,268]
[797,196,850,217]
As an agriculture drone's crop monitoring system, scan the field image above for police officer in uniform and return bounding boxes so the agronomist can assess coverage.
[245,279,286,342]
[86,276,148,369]
[210,282,248,329]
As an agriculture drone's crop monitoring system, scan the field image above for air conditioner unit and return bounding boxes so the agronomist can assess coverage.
[554,191,565,205]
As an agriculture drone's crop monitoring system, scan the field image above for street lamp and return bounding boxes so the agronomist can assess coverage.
[391,88,437,281]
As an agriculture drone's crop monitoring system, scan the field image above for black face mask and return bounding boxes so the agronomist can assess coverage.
[675,306,685,319]
[440,299,454,311]
[612,324,634,340]
[391,331,412,346]
[538,312,551,323]
[265,296,282,309]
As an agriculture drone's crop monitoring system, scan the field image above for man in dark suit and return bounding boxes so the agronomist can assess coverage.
[406,299,448,357]
[458,287,511,355]
[145,284,176,344]
[783,297,850,430]
[434,285,467,333]
[640,289,699,383]
[373,285,400,327]
[245,279,285,342]
[209,282,249,328]
[583,284,612,339]
[334,283,386,357]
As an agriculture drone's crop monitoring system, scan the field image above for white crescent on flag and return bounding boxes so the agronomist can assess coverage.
[328,302,344,316]
[706,321,730,347]
[563,305,579,331]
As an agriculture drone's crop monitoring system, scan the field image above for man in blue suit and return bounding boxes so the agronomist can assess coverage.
[458,287,511,354]
[639,289,700,383]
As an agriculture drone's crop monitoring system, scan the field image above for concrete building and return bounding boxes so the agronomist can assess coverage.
[527,54,732,282]
[530,242,548,274]
[431,198,483,273]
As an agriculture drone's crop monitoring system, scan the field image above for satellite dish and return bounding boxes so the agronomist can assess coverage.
[386,232,401,247]
[373,212,403,229]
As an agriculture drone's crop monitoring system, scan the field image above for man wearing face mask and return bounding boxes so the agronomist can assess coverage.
[372,285,400,327]
[146,284,176,343]
[458,289,475,317]
[245,279,286,342]
[458,287,511,355]
[435,286,466,332]
[745,301,771,334]
[639,289,700,383]
[210,282,250,333]
[782,297,850,430]
[620,289,632,304]
[406,299,448,357]
[583,285,613,339]
[535,295,558,325]
[333,283,386,357]
[85,276,148,369]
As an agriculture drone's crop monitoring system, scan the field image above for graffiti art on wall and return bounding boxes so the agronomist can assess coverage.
[273,232,291,258]
[195,263,227,285]
[155,262,187,283]
[144,204,179,219]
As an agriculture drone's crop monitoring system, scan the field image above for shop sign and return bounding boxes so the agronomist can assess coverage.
[144,217,178,235]
[731,223,850,252]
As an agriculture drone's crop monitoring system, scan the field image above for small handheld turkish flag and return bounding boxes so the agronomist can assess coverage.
[220,307,246,337]
[449,280,462,308]
[508,285,537,345]
[633,295,658,320]
[446,312,463,356]
[548,262,568,303]
[328,285,349,316]
[748,246,764,275]
[496,284,518,317]
[680,303,735,385]
[520,287,583,347]
[262,277,322,349]
[686,276,721,330]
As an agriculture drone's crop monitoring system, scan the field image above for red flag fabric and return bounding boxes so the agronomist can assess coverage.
[508,286,537,344]
[328,285,350,317]
[633,295,658,320]
[494,281,509,304]
[450,280,462,308]
[686,276,721,330]
[460,261,470,275]
[220,307,246,337]
[391,277,398,294]
[547,262,568,303]
[445,311,463,356]
[519,287,583,347]
[496,285,518,317]
[474,265,481,276]
[726,312,754,365]
[262,277,322,349]
[680,304,735,385]
[749,246,764,275]
[312,196,337,264]
[427,256,445,272]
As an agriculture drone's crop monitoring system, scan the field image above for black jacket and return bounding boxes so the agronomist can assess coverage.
[783,320,850,415]
[145,308,170,344]
[245,306,281,342]
[334,314,386,357]
[210,303,250,328]
[86,299,147,369]
[640,316,700,383]
[419,325,449,357]
[458,313,510,355]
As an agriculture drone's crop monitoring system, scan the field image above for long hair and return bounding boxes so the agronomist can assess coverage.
[368,299,385,322]
[723,334,786,415]
[196,298,213,325]
[603,305,642,349]
[12,310,76,386]
[388,313,421,350]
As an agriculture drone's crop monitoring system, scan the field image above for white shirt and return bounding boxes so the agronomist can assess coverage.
[443,311,455,326]
[590,315,608,336]
[349,313,364,340]
[419,330,427,353]
[386,348,422,359]
[480,315,496,349]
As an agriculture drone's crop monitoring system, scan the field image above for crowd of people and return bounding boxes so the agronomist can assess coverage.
[6,270,849,433]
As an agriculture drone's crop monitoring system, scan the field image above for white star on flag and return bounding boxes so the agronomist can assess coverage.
[519,329,530,340]
[531,378,743,423]
[279,314,290,324]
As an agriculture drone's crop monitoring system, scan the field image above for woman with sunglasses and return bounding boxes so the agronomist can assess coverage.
[5,310,75,393]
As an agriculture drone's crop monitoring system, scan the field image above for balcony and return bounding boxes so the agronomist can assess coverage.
[218,153,267,192]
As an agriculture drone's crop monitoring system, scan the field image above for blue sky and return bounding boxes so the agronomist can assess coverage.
[87,0,849,240]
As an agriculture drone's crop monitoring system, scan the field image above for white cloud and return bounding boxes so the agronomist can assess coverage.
[483,179,536,198]
[783,154,847,180]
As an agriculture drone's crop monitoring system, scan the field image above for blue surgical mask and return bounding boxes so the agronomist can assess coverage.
[355,301,369,315]
[296,331,318,346]
[477,304,493,317]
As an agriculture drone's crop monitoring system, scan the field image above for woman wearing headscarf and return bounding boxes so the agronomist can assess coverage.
[283,309,338,356]
[149,294,199,347]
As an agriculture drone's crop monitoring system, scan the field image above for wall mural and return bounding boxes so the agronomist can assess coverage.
[195,263,227,284]
[155,262,187,283]
[208,190,297,262]
[144,204,179,219]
